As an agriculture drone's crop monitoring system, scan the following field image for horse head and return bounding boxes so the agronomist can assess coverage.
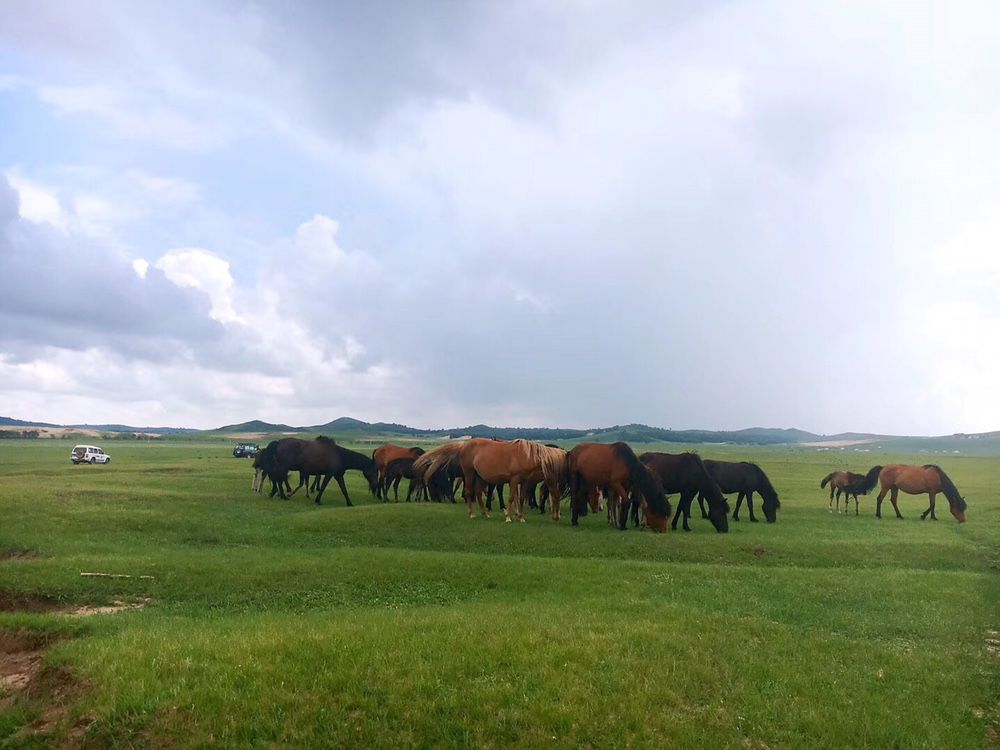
[706,488,730,533]
[363,463,380,496]
[951,496,967,523]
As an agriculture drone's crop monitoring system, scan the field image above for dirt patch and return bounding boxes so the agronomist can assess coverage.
[0,592,65,614]
[65,598,150,618]
[0,629,92,746]
[0,592,150,618]
[743,545,768,558]
[0,548,38,561]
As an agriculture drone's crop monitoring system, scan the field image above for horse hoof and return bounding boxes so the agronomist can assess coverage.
[519,518,526,523]
[750,518,759,523]
[505,518,512,524]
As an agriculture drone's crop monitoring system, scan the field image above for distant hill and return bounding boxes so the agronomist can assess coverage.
[0,416,60,428]
[68,423,195,435]
[6,414,1000,448]
[213,420,303,434]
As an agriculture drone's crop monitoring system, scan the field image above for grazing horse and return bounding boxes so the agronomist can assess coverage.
[567,443,670,532]
[265,437,379,506]
[456,439,567,523]
[382,457,423,502]
[701,459,779,523]
[372,444,425,499]
[820,470,867,515]
[639,452,728,533]
[413,442,466,502]
[860,464,967,522]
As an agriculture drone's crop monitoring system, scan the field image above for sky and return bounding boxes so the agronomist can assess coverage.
[2,1,1000,435]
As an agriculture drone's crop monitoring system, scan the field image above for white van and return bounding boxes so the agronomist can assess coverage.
[71,445,111,464]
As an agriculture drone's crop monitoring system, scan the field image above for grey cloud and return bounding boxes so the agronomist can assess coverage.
[0,175,224,355]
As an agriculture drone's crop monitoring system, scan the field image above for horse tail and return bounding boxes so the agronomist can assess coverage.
[923,464,966,511]
[860,466,883,494]
[415,442,464,483]
[565,449,588,517]
[820,472,834,489]
[612,442,669,518]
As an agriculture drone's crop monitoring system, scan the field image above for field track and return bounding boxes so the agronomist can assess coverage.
[0,440,997,748]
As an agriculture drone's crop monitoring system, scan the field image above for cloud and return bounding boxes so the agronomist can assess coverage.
[3,2,1000,433]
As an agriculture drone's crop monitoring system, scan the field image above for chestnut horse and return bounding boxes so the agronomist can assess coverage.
[373,444,425,500]
[859,464,967,522]
[455,439,567,523]
[639,452,728,533]
[820,470,867,515]
[567,443,670,532]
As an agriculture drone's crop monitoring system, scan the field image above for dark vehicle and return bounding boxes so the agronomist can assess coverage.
[233,443,260,458]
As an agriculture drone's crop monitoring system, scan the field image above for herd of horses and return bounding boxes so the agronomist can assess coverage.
[248,436,970,529]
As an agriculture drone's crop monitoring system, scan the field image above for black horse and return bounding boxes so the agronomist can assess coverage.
[698,459,781,523]
[383,456,436,502]
[638,452,729,533]
[257,436,378,505]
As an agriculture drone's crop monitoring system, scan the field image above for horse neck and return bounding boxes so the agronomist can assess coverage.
[338,447,372,471]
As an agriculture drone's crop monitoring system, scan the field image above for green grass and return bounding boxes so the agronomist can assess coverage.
[0,439,996,748]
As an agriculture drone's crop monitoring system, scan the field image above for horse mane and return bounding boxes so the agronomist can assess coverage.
[510,439,566,483]
[315,435,336,446]
[860,465,883,493]
[411,446,426,456]
[923,464,966,510]
[820,472,834,489]
[612,442,669,518]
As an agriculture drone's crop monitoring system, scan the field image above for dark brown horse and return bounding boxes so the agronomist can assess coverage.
[256,437,378,506]
[372,444,425,499]
[701,459,779,523]
[639,452,728,533]
[859,464,967,522]
[567,443,670,532]
[383,456,424,502]
[820,470,867,515]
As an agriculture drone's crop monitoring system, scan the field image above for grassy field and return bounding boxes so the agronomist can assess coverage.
[0,438,996,748]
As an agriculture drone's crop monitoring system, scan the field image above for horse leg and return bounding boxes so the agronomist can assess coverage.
[853,493,859,515]
[314,474,334,504]
[732,492,742,521]
[875,485,889,518]
[333,474,353,507]
[698,494,709,519]
[504,481,516,523]
[888,486,903,519]
[672,491,692,531]
[921,491,937,520]
[747,492,758,522]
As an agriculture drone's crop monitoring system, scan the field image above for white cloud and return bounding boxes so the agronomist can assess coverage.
[154,248,242,324]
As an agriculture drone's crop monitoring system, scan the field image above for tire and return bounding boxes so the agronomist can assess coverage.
[105,458,110,464]
[90,457,96,464]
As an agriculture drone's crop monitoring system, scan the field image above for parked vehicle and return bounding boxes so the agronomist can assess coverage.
[71,445,111,464]
[233,443,260,458]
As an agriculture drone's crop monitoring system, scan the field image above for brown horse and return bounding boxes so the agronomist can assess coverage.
[859,464,967,522]
[820,470,867,515]
[452,439,567,522]
[567,443,670,532]
[372,444,425,500]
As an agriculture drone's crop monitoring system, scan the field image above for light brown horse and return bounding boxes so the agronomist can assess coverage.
[452,439,567,522]
[372,444,425,500]
[820,470,867,515]
[566,442,670,532]
[859,464,967,522]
